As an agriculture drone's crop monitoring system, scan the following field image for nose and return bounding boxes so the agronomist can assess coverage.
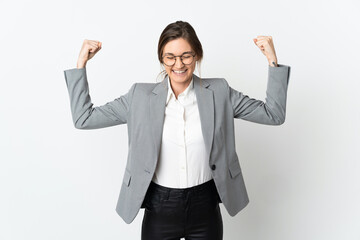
[174,56,185,69]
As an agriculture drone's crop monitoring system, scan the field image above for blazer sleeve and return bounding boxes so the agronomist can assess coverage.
[63,67,137,129]
[223,64,291,125]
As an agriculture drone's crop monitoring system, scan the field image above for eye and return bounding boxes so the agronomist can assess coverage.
[182,54,192,59]
[166,56,175,60]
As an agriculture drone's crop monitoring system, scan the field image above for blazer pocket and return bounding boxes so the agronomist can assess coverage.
[123,169,132,187]
[228,160,242,179]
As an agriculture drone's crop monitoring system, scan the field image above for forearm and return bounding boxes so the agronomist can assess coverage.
[63,67,136,129]
[228,63,291,125]
[77,58,87,69]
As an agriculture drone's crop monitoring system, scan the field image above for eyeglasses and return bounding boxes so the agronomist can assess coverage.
[162,53,196,67]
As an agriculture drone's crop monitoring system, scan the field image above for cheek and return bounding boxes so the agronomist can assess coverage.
[189,63,196,72]
[165,66,172,74]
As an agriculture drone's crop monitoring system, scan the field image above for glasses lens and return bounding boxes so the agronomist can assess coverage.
[182,54,194,65]
[163,56,175,66]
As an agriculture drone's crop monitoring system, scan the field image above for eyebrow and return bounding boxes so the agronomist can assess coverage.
[164,51,193,56]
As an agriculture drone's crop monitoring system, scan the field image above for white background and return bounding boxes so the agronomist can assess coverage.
[1,0,359,239]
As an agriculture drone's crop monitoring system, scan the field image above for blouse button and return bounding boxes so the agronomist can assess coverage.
[211,164,216,170]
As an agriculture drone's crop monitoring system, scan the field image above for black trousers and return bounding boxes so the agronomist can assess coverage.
[141,179,223,240]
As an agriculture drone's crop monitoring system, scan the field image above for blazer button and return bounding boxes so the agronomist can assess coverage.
[211,164,216,170]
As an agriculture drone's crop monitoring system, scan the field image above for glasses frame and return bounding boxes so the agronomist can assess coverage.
[162,52,196,67]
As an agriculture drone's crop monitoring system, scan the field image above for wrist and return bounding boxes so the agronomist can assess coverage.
[269,61,278,67]
[77,59,87,69]
[268,58,278,67]
[267,55,277,66]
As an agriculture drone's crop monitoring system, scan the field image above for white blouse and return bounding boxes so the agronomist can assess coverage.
[151,76,213,188]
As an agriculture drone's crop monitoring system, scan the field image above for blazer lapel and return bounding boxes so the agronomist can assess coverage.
[149,74,214,169]
[149,78,167,170]
[193,74,214,163]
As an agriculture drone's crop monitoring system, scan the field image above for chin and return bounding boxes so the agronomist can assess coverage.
[171,73,189,79]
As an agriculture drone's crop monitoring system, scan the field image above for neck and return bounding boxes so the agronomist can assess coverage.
[169,76,192,99]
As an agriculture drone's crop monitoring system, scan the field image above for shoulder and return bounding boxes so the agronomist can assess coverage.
[200,77,226,84]
[199,77,229,91]
[128,81,165,98]
[134,81,163,92]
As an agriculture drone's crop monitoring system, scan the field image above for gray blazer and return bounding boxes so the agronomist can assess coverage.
[63,64,291,224]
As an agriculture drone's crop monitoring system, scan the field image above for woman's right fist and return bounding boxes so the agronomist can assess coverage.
[77,39,102,68]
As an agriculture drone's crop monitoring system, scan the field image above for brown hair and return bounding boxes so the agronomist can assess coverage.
[156,20,203,83]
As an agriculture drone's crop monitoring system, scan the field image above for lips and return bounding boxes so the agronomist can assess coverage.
[172,69,188,76]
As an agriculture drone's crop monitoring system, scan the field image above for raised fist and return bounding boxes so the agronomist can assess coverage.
[253,36,278,66]
[77,39,102,68]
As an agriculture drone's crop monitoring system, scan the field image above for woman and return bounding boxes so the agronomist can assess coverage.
[64,20,291,240]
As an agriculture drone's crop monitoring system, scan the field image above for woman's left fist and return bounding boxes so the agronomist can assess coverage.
[253,36,278,66]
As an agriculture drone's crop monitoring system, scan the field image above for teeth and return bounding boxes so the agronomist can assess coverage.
[173,70,186,73]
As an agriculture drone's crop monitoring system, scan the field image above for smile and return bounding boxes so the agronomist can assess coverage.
[172,69,188,75]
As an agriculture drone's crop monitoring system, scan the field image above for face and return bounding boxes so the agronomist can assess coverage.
[162,38,197,85]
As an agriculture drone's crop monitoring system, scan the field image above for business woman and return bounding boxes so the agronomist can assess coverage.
[64,20,291,240]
